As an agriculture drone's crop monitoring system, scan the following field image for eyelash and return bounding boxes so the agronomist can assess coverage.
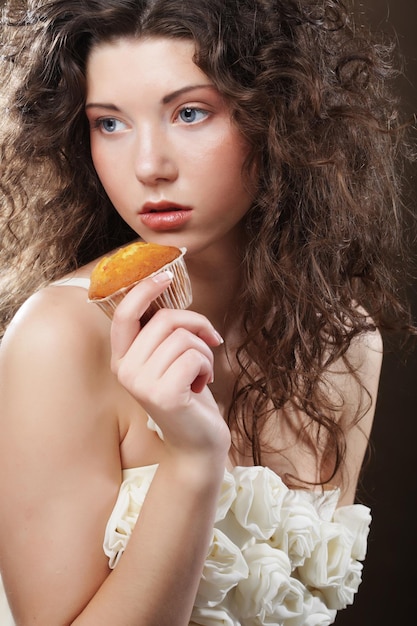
[176,106,209,124]
[90,105,210,134]
[93,118,126,133]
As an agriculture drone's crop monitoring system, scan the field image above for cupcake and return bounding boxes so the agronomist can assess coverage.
[88,241,192,321]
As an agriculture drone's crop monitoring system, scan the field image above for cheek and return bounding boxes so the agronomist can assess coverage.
[90,139,106,181]
[211,141,253,201]
[90,141,123,197]
[220,129,252,184]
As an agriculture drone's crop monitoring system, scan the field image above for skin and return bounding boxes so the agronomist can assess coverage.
[86,38,255,264]
[0,37,382,625]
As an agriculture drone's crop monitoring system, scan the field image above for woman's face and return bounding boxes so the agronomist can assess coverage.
[85,37,256,256]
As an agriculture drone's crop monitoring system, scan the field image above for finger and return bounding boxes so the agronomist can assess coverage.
[153,349,215,412]
[110,271,174,361]
[117,328,215,401]
[146,326,214,377]
[123,307,223,368]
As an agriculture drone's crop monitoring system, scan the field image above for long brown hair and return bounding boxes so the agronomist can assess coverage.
[1,0,415,480]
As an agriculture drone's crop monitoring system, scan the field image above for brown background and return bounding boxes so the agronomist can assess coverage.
[336,2,417,624]
[0,1,416,624]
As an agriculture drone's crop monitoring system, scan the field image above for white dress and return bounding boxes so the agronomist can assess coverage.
[103,455,371,626]
[0,577,15,626]
[0,460,371,626]
[0,278,372,625]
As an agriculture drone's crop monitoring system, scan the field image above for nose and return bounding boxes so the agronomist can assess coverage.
[133,124,178,185]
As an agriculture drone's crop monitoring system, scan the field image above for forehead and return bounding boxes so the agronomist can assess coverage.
[86,37,208,95]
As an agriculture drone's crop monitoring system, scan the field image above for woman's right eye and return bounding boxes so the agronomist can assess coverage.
[95,118,127,133]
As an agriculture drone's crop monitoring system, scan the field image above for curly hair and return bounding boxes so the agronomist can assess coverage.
[0,0,415,480]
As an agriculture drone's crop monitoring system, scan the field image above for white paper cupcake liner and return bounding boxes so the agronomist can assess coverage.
[89,247,192,321]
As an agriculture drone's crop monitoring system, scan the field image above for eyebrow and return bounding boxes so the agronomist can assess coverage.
[161,84,214,104]
[85,84,215,110]
[85,102,120,111]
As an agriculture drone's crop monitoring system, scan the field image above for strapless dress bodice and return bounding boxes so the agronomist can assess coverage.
[0,278,372,625]
[104,460,371,626]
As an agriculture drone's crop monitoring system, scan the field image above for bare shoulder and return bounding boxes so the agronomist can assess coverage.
[347,320,383,366]
[327,321,383,504]
[0,284,123,622]
[0,280,114,442]
[2,278,109,364]
[337,320,384,409]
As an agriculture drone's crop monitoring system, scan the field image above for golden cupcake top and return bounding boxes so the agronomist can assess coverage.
[88,241,182,299]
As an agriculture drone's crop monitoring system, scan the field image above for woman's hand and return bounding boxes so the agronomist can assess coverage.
[110,271,230,460]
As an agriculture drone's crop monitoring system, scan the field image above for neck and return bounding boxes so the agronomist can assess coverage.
[186,247,244,336]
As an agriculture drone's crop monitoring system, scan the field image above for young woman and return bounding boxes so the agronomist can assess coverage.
[0,1,415,624]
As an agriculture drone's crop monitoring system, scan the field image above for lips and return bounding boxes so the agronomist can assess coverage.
[139,201,192,231]
[141,201,190,214]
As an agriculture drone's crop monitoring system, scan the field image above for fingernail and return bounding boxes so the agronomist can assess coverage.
[152,270,174,283]
[214,330,224,344]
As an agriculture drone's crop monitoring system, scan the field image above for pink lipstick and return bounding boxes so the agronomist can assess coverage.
[139,201,192,231]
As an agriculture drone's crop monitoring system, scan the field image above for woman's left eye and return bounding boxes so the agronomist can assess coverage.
[177,107,208,124]
[96,118,127,133]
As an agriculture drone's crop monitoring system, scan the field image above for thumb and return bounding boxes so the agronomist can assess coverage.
[110,270,174,361]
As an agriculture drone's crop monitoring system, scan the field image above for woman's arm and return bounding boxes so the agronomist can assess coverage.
[335,326,383,506]
[0,275,229,626]
[260,321,383,505]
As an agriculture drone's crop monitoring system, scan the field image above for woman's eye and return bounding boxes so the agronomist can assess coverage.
[177,107,208,124]
[96,118,126,133]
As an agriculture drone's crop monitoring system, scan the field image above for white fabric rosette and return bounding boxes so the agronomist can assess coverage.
[214,470,237,523]
[230,466,288,539]
[234,543,306,624]
[318,558,364,609]
[268,490,322,568]
[190,603,241,626]
[0,576,15,626]
[333,504,371,560]
[101,458,371,626]
[286,593,337,626]
[103,464,158,568]
[195,527,249,608]
[297,518,361,610]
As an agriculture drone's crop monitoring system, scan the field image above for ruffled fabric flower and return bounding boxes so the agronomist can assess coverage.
[215,471,237,523]
[103,463,371,625]
[295,501,371,611]
[333,505,371,561]
[285,593,337,626]
[231,467,288,540]
[268,490,322,568]
[195,528,248,608]
[190,603,241,626]
[146,414,164,441]
[297,519,353,606]
[103,464,158,568]
[234,543,306,624]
